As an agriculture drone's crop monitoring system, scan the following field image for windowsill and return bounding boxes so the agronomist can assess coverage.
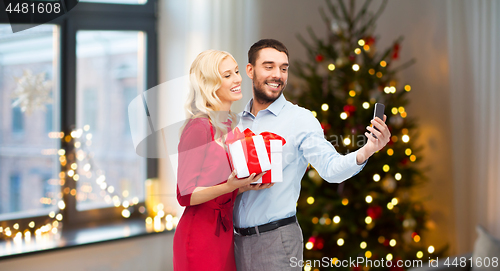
[0,218,173,260]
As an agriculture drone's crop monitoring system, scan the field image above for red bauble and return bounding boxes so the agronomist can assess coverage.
[349,55,356,61]
[401,158,409,165]
[365,36,376,46]
[367,205,383,219]
[316,238,324,250]
[343,105,357,114]
[321,123,331,134]
[315,54,324,62]
[392,43,400,59]
[352,266,362,271]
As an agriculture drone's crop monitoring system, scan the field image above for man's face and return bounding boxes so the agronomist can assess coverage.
[246,48,289,104]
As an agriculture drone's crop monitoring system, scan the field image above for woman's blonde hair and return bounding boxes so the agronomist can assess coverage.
[183,49,239,144]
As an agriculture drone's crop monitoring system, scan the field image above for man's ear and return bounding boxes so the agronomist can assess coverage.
[246,63,254,80]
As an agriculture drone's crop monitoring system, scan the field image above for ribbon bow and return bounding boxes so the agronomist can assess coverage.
[226,127,286,146]
[206,199,232,237]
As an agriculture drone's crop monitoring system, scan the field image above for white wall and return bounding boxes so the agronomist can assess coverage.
[447,0,500,253]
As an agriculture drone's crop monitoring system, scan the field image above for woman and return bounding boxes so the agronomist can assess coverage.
[173,50,271,271]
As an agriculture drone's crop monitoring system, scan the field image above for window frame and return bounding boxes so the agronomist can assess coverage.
[0,0,158,230]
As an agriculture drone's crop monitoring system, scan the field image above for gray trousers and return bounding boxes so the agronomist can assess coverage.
[234,221,304,271]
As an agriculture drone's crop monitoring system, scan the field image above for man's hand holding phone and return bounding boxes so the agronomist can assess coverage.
[356,103,391,164]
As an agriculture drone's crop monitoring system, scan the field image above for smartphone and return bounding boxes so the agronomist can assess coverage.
[372,103,385,139]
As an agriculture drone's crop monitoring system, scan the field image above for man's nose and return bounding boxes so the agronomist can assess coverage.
[271,67,281,80]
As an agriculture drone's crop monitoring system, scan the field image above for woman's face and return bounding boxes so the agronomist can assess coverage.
[216,57,242,110]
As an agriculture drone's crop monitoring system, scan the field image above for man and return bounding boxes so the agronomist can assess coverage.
[233,39,391,270]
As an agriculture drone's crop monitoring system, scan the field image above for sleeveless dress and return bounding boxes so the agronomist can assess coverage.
[173,118,237,271]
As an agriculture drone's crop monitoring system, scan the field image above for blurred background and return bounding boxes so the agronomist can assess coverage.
[0,0,499,270]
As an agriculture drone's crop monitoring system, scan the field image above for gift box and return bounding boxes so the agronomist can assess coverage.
[226,128,286,183]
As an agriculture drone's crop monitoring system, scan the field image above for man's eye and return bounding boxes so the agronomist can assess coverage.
[266,66,272,69]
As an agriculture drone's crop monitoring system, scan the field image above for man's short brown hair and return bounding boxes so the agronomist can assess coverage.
[248,39,289,65]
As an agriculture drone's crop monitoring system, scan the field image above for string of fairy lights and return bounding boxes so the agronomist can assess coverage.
[0,125,178,248]
[300,38,435,271]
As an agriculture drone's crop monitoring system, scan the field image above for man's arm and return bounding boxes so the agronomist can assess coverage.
[298,113,390,183]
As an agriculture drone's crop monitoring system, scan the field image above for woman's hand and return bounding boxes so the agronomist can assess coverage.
[226,170,267,192]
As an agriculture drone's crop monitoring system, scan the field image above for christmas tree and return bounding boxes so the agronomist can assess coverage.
[291,0,446,270]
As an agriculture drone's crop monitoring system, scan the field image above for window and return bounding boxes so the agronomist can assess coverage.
[9,173,21,213]
[75,30,146,211]
[123,87,138,135]
[11,104,24,134]
[82,87,98,132]
[0,0,157,232]
[45,104,54,133]
[42,174,53,204]
[0,24,60,222]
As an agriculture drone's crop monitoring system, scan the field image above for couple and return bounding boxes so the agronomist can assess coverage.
[173,39,391,271]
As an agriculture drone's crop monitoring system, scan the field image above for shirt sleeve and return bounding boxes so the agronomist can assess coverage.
[176,119,211,206]
[297,111,367,183]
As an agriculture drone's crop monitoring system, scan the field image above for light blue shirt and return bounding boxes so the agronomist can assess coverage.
[233,94,367,228]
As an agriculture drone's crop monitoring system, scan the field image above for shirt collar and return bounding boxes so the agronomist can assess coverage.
[242,93,287,117]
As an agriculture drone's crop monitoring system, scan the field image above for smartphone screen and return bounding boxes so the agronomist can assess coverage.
[372,103,385,138]
[373,103,385,121]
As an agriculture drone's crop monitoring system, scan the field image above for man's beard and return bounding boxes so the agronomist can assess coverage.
[252,72,286,104]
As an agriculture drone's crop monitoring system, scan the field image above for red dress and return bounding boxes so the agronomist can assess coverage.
[173,118,237,271]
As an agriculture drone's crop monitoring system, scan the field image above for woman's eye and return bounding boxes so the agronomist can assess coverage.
[235,70,239,74]
[225,74,230,78]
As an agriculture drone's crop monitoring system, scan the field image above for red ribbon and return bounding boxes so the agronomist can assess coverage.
[260,131,286,183]
[226,128,286,181]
